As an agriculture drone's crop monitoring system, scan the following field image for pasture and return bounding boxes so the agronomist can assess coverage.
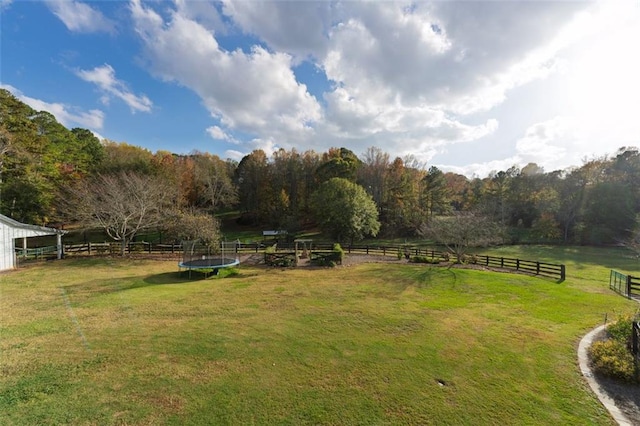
[1,247,638,425]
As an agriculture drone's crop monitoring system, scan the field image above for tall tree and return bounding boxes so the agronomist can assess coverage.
[422,166,450,223]
[316,147,361,183]
[581,181,636,244]
[556,168,587,242]
[443,172,470,211]
[98,141,156,175]
[358,146,390,207]
[192,152,238,213]
[311,177,380,243]
[234,149,272,224]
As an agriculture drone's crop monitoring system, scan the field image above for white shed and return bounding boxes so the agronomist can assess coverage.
[0,213,66,271]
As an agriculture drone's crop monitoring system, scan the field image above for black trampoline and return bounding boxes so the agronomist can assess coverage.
[179,240,240,278]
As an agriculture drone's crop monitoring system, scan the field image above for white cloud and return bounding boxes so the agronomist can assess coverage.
[1,0,13,11]
[1,84,104,130]
[515,118,571,168]
[216,1,587,162]
[45,0,115,34]
[130,0,322,147]
[175,0,225,35]
[442,1,640,177]
[75,64,153,113]
[206,125,235,143]
[123,0,634,174]
[221,0,332,61]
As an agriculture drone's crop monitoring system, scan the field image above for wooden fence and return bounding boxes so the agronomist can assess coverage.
[230,243,565,280]
[18,241,566,281]
[609,270,640,299]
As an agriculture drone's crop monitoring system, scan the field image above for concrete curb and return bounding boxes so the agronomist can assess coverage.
[578,325,634,426]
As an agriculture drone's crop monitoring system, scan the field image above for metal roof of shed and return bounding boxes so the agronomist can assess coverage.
[0,213,67,237]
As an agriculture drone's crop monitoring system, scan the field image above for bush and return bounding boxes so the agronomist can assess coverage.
[264,252,295,267]
[411,256,439,264]
[607,315,634,347]
[310,246,343,267]
[332,243,344,263]
[589,339,637,382]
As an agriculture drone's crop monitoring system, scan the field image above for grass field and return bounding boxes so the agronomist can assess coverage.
[1,247,638,425]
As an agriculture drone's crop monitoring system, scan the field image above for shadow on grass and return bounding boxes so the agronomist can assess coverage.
[144,268,252,284]
[144,271,199,285]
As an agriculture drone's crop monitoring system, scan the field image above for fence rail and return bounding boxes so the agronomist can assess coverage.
[15,246,58,260]
[610,270,640,299]
[18,241,565,280]
[254,243,564,280]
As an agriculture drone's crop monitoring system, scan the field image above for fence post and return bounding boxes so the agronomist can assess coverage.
[88,242,92,256]
[148,242,152,254]
[500,257,504,268]
[560,265,566,281]
[632,322,638,357]
[627,276,633,299]
[516,259,520,271]
[536,262,540,275]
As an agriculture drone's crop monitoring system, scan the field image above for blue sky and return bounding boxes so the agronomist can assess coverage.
[2,0,639,177]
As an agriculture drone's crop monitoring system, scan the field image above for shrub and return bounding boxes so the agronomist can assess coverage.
[411,256,439,264]
[607,315,634,347]
[589,339,637,382]
[264,252,295,267]
[332,243,344,264]
[311,248,342,267]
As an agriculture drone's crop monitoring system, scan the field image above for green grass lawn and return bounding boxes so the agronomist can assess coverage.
[1,248,638,425]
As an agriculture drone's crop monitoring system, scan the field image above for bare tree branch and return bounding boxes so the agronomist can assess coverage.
[420,212,504,263]
[61,171,177,255]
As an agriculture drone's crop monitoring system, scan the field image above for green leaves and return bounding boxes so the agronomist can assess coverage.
[311,178,380,243]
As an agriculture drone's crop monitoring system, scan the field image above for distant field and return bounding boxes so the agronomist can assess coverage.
[1,248,637,425]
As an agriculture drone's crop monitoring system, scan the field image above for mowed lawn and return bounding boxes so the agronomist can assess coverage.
[1,248,638,425]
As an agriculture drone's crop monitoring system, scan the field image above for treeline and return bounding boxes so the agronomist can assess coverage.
[1,88,639,246]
